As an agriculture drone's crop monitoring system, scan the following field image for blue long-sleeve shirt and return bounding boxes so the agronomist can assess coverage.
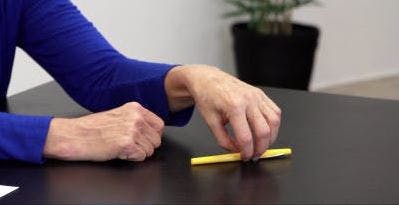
[0,0,193,163]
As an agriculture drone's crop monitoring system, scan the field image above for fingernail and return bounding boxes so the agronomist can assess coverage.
[252,156,260,162]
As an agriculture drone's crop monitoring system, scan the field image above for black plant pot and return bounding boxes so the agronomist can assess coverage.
[232,23,320,90]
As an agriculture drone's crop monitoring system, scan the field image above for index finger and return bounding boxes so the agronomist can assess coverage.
[229,111,254,161]
[261,91,281,114]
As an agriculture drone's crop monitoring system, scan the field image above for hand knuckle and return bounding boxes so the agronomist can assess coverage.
[242,91,253,100]
[250,90,260,99]
[256,88,264,95]
[228,100,244,114]
[132,115,145,127]
[158,126,165,135]
[125,102,142,110]
[146,148,154,157]
[155,139,162,148]
[257,127,270,139]
[118,137,134,150]
[158,119,165,129]
[135,155,146,162]
[239,136,252,147]
[155,120,165,133]
[275,107,282,116]
[130,128,141,137]
[270,115,281,127]
[123,102,133,108]
[129,150,146,161]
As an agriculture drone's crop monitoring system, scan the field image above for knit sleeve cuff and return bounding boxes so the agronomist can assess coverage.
[134,64,194,126]
[0,113,52,164]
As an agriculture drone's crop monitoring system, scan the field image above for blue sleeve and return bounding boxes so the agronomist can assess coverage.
[0,112,52,164]
[17,0,194,126]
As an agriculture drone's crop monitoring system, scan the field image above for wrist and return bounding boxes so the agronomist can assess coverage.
[43,118,78,160]
[165,65,195,112]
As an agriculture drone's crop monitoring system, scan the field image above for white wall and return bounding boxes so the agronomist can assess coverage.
[8,0,399,95]
[295,0,399,90]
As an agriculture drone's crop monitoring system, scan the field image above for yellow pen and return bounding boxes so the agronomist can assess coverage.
[191,148,292,165]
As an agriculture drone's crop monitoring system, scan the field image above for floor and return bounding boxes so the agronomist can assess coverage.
[317,75,399,101]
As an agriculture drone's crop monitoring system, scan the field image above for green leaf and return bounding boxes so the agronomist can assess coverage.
[225,0,251,12]
[224,0,320,34]
[223,10,248,18]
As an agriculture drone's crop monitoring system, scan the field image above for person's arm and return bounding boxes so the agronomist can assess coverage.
[11,0,194,162]
[0,112,51,163]
[16,0,281,162]
[17,0,193,126]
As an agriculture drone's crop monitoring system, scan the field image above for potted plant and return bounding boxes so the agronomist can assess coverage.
[225,0,320,90]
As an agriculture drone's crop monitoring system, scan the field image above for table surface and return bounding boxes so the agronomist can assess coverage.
[1,82,399,204]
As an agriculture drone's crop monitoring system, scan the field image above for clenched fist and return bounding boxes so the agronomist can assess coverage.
[43,102,164,161]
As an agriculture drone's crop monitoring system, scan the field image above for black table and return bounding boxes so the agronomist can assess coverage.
[1,82,399,204]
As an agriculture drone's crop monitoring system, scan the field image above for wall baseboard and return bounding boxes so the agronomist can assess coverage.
[311,69,399,91]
